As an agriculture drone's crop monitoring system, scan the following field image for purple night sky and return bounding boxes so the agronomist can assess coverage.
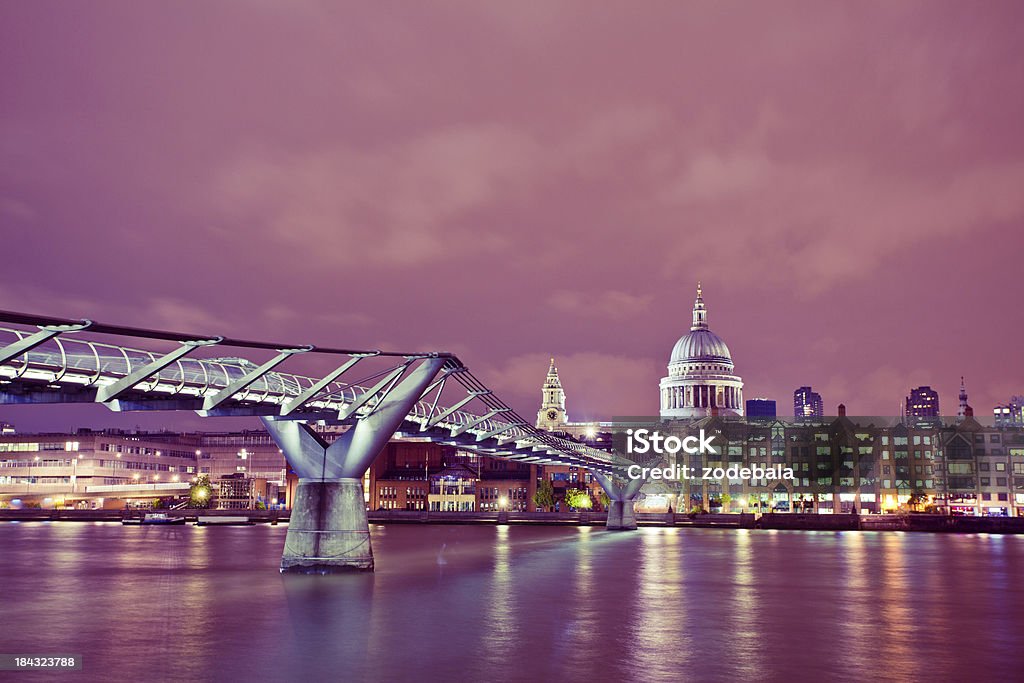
[1,2,1022,432]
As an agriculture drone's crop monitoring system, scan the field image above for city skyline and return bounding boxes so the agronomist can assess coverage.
[2,2,1023,430]
[3,5,1024,680]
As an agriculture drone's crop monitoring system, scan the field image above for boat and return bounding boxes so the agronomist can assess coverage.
[195,515,253,526]
[122,512,186,525]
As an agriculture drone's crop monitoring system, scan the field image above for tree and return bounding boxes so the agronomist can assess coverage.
[533,479,555,511]
[564,488,593,510]
[720,493,732,511]
[907,490,929,511]
[189,475,214,509]
[598,491,611,510]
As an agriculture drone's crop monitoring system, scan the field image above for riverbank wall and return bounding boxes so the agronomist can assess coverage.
[3,509,1024,533]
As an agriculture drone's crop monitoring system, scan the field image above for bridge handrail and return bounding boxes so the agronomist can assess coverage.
[0,324,628,470]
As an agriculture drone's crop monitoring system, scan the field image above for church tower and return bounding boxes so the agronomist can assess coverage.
[958,377,970,421]
[536,358,568,430]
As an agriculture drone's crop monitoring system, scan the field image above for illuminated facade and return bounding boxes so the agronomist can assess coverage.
[536,358,568,430]
[0,430,287,508]
[906,386,940,418]
[655,416,1024,516]
[994,396,1024,427]
[794,386,824,418]
[660,283,744,419]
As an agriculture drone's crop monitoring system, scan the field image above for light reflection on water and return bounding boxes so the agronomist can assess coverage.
[0,523,1021,682]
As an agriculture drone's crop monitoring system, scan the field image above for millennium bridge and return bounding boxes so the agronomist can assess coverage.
[0,311,647,572]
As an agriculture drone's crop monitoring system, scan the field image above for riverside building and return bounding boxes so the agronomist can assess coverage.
[0,429,287,509]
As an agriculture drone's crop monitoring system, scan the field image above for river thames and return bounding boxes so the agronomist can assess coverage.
[1,523,1020,681]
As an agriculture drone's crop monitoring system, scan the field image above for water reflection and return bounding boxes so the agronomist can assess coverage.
[0,523,1022,681]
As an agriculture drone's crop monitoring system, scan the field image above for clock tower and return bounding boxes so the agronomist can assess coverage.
[536,357,568,430]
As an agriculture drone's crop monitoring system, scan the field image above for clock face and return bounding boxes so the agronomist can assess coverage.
[547,409,558,421]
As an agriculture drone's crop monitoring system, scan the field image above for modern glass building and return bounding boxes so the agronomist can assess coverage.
[746,398,777,418]
[794,386,824,418]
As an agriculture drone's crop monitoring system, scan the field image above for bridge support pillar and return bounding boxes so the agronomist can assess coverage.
[605,499,638,530]
[282,478,372,573]
[261,357,447,574]
[591,470,645,531]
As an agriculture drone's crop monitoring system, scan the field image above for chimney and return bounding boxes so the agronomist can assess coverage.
[838,404,846,417]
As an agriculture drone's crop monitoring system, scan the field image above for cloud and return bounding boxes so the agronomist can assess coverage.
[656,157,1024,294]
[145,297,225,334]
[262,305,372,329]
[549,290,653,318]
[0,197,36,222]
[211,124,545,267]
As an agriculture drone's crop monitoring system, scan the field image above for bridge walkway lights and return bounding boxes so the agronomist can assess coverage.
[0,310,643,573]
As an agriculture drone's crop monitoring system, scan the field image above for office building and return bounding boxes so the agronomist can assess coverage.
[906,386,940,418]
[794,386,824,418]
[746,398,777,419]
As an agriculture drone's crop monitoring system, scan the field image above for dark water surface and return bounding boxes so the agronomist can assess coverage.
[0,522,1020,682]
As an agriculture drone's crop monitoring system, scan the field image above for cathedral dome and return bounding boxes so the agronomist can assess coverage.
[668,282,733,366]
[660,282,744,419]
[670,328,732,365]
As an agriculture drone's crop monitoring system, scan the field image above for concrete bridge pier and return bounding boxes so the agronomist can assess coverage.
[261,357,446,573]
[283,477,372,572]
[591,470,645,531]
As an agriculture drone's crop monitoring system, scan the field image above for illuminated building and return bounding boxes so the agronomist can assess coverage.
[994,396,1024,427]
[536,358,568,430]
[660,283,744,419]
[905,386,940,418]
[794,386,824,418]
[0,429,286,509]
